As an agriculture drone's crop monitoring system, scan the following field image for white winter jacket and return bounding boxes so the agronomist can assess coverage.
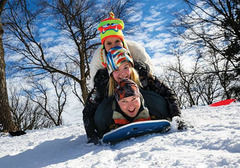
[90,40,154,87]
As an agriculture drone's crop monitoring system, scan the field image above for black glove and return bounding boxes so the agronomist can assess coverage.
[9,130,26,136]
[172,116,192,130]
[93,68,109,97]
[134,61,150,77]
[87,134,101,145]
[177,119,188,130]
[134,61,151,88]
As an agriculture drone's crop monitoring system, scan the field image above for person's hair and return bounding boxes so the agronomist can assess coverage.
[108,66,141,97]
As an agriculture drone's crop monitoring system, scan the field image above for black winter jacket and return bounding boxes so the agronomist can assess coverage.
[82,61,181,140]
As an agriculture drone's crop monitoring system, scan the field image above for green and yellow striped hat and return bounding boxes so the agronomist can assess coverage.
[98,12,125,44]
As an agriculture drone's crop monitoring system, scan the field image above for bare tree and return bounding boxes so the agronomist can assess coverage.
[48,0,103,103]
[161,70,185,108]
[49,0,136,103]
[207,48,233,99]
[195,73,221,105]
[24,74,68,126]
[167,54,201,107]
[171,0,240,100]
[9,88,53,130]
[3,0,136,105]
[0,0,16,132]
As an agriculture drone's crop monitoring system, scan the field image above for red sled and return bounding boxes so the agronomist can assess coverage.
[210,99,236,107]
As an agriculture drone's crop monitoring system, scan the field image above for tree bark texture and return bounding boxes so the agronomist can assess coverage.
[0,0,16,132]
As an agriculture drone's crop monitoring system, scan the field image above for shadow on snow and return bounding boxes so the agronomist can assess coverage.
[0,135,101,168]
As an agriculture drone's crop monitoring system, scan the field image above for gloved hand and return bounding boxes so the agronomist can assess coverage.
[134,61,150,77]
[172,116,192,130]
[177,119,188,130]
[93,68,109,97]
[87,134,101,145]
[134,61,150,88]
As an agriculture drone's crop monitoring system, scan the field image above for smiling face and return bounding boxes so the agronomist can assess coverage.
[112,62,132,83]
[104,37,124,52]
[118,95,141,118]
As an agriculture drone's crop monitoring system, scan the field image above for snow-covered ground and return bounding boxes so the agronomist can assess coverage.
[1,102,240,168]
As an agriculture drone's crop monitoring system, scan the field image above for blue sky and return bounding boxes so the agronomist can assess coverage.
[121,0,193,74]
[126,0,185,57]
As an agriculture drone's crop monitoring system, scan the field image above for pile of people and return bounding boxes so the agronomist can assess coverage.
[82,12,188,145]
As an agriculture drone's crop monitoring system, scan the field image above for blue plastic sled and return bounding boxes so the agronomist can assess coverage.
[102,120,171,144]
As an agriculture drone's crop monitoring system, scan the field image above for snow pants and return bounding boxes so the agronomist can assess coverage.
[94,89,170,138]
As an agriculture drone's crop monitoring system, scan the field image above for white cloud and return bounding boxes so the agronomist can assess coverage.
[144,12,162,21]
[127,2,144,22]
[144,39,167,52]
[166,3,178,9]
[128,11,143,22]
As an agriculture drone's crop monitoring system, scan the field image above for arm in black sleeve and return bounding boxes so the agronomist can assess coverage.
[146,76,191,130]
[134,61,181,119]
[82,88,102,139]
[82,68,109,143]
[143,75,181,118]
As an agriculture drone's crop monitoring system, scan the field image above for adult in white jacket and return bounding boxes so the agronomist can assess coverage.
[89,12,154,87]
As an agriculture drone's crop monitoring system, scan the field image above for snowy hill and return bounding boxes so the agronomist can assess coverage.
[1,102,240,168]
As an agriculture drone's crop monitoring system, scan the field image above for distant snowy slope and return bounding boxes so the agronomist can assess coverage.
[0,102,240,168]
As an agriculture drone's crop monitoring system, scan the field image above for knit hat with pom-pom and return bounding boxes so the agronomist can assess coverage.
[98,12,124,45]
[106,46,133,75]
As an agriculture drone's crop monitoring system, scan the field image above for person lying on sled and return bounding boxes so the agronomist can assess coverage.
[83,11,189,144]
[94,78,172,138]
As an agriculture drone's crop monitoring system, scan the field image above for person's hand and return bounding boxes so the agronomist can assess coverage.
[134,61,150,78]
[94,68,109,96]
[87,134,101,145]
[177,119,188,130]
[172,116,192,130]
[134,61,151,88]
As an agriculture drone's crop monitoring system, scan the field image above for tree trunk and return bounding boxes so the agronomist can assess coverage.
[0,0,16,132]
